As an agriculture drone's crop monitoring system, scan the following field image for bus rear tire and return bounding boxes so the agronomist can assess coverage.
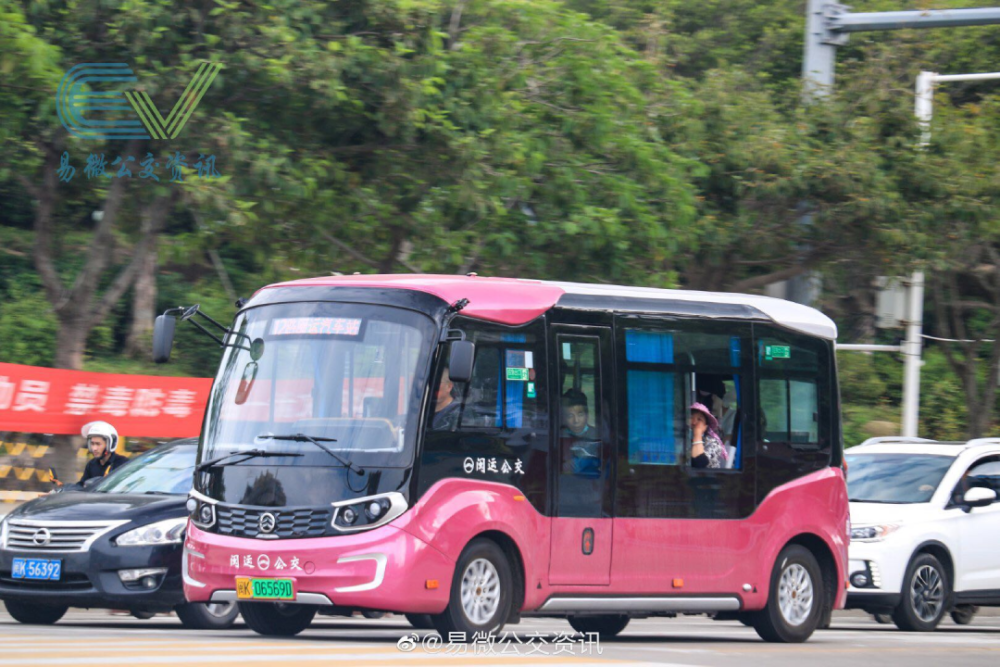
[238,602,316,637]
[567,615,630,639]
[3,600,67,625]
[752,545,823,643]
[432,538,514,640]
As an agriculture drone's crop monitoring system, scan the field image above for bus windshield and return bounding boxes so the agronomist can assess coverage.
[201,301,436,469]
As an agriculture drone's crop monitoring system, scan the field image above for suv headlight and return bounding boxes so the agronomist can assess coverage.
[850,523,900,543]
[116,517,187,547]
[331,492,407,533]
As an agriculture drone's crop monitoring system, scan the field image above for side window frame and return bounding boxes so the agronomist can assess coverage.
[613,314,757,520]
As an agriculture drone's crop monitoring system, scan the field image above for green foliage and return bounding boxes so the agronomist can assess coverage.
[0,285,58,367]
[2,0,1000,442]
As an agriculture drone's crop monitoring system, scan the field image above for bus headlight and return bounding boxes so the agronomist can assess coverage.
[188,492,217,529]
[332,492,407,533]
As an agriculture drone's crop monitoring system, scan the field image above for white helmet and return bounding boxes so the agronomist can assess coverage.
[82,421,119,453]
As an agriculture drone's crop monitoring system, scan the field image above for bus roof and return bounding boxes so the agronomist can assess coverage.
[264,274,837,340]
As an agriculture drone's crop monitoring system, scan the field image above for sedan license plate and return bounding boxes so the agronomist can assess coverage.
[12,558,61,581]
[235,577,294,600]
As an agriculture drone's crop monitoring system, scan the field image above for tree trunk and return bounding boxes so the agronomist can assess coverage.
[53,315,88,370]
[125,237,158,358]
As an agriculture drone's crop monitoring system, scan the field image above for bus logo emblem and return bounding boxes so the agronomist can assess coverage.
[259,513,276,534]
[582,528,594,556]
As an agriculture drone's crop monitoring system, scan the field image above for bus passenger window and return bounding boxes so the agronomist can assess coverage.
[624,329,747,470]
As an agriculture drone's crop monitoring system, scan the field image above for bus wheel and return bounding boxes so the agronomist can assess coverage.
[405,613,435,629]
[568,615,630,639]
[752,545,823,643]
[891,553,948,632]
[3,600,67,625]
[238,602,316,637]
[432,538,514,639]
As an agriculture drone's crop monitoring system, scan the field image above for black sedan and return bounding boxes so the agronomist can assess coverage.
[0,439,238,628]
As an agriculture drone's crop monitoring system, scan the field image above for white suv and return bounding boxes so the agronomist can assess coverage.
[845,437,1000,630]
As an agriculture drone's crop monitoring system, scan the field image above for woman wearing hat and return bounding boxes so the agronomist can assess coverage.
[690,402,728,469]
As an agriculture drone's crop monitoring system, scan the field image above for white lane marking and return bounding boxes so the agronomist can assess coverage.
[0,655,671,666]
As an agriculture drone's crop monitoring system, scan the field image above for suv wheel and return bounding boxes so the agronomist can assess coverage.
[892,553,948,631]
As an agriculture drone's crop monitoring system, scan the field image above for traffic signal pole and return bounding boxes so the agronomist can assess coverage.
[803,2,1000,436]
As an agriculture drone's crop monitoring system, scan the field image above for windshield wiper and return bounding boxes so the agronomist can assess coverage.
[269,433,365,476]
[195,448,302,473]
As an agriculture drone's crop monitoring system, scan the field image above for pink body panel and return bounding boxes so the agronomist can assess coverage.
[261,274,566,326]
[184,469,848,613]
[608,467,849,610]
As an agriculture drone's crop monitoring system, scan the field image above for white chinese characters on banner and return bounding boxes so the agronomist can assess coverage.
[0,380,52,413]
[58,386,197,419]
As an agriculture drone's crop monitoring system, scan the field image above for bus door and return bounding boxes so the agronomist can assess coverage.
[548,327,615,586]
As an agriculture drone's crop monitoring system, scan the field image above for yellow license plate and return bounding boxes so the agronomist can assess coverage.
[235,577,295,600]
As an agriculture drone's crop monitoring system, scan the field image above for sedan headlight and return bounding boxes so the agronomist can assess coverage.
[115,517,187,547]
[850,523,900,543]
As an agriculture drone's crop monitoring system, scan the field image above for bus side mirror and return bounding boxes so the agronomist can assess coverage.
[449,341,476,383]
[153,314,177,363]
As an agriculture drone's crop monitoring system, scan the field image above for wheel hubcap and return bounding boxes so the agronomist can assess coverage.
[911,564,944,623]
[777,563,814,627]
[203,602,235,618]
[460,558,500,626]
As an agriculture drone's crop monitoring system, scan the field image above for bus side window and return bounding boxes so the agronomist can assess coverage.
[623,328,747,470]
[756,332,828,452]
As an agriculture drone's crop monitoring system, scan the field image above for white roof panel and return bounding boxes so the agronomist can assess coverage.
[549,281,838,340]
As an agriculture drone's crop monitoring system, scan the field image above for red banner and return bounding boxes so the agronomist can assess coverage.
[0,363,212,437]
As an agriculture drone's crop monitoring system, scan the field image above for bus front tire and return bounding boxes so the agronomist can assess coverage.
[3,600,67,625]
[432,538,514,639]
[238,602,316,637]
[567,615,630,639]
[752,545,824,643]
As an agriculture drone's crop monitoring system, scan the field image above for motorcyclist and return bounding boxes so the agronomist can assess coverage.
[52,422,128,488]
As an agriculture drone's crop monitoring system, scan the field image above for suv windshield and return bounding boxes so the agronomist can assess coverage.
[94,445,196,495]
[201,301,435,468]
[846,452,954,504]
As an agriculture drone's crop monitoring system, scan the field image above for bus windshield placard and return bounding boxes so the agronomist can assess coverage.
[270,317,363,337]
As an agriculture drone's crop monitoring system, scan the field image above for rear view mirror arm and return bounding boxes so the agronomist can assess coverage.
[162,305,252,352]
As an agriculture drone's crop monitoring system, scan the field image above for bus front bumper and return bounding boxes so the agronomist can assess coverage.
[183,523,454,614]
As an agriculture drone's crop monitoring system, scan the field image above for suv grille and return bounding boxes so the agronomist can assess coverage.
[216,505,330,539]
[4,520,127,553]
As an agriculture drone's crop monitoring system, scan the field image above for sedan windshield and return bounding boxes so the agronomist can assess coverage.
[201,301,435,468]
[846,453,954,504]
[94,445,196,495]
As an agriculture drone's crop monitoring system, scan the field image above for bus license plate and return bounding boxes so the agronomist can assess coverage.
[235,577,294,600]
[12,558,62,581]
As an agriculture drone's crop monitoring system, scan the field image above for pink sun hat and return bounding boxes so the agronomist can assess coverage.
[689,402,721,435]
